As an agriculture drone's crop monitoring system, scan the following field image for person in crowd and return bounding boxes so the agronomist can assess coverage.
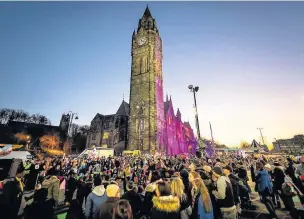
[255,162,278,219]
[112,199,134,219]
[285,158,297,183]
[66,199,86,219]
[85,176,107,219]
[171,175,192,219]
[140,183,156,218]
[100,184,121,219]
[66,172,78,204]
[180,169,193,208]
[237,166,253,210]
[2,163,25,219]
[222,165,240,206]
[41,174,60,206]
[272,162,296,211]
[24,188,55,219]
[189,171,213,219]
[122,181,143,218]
[77,176,90,207]
[211,166,237,219]
[151,181,180,219]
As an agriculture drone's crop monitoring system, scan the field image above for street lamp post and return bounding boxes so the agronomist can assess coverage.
[66,111,79,154]
[188,85,201,142]
[257,128,266,145]
[67,111,79,137]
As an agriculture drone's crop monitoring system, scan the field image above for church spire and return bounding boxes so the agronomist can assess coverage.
[143,5,152,18]
[137,6,158,32]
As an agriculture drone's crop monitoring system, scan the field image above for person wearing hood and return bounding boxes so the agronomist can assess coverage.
[100,184,121,219]
[85,176,107,219]
[41,174,60,206]
[255,162,278,219]
[151,181,181,219]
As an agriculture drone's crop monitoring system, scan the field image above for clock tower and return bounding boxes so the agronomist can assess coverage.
[128,6,165,153]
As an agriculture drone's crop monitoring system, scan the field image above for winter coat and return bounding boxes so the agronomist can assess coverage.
[228,173,240,205]
[122,190,143,216]
[1,177,23,219]
[255,169,273,195]
[179,194,192,219]
[24,198,55,219]
[99,197,120,219]
[140,192,154,217]
[41,175,60,204]
[151,195,181,219]
[272,166,285,191]
[85,185,107,219]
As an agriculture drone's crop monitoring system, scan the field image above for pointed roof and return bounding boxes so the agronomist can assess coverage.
[116,100,130,116]
[250,139,269,152]
[143,5,152,18]
[164,99,170,114]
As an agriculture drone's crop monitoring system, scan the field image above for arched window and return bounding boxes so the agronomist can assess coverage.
[140,57,148,73]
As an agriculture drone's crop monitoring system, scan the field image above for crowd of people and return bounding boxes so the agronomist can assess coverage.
[1,151,304,219]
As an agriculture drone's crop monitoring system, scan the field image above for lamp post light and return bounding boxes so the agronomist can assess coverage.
[67,111,79,137]
[188,85,202,145]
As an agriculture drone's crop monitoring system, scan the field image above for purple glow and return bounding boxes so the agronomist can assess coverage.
[163,98,197,156]
[155,76,165,151]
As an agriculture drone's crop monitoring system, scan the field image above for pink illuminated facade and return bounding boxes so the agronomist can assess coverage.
[163,95,197,155]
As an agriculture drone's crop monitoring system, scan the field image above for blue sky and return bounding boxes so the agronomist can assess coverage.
[0,2,303,146]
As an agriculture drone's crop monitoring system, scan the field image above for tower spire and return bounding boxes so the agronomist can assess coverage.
[143,5,152,18]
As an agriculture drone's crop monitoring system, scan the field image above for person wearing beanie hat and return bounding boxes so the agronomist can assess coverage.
[100,184,120,219]
[212,166,238,218]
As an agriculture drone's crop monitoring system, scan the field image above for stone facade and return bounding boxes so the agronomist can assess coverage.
[86,101,129,154]
[128,7,164,153]
[128,7,197,155]
[86,7,197,155]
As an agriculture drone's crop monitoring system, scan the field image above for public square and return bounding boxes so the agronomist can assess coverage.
[1,2,304,219]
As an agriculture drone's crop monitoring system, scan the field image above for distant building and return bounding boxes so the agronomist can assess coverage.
[86,100,129,154]
[0,114,69,147]
[273,135,304,154]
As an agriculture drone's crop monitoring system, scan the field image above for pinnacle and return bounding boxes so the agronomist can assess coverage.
[143,5,152,18]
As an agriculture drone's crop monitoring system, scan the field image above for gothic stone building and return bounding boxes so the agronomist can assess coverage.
[86,7,197,155]
[86,100,129,154]
[128,7,197,154]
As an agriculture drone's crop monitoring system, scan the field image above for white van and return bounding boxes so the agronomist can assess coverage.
[77,148,114,159]
[0,151,33,161]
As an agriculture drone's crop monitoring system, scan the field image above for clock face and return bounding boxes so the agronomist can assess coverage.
[137,37,147,46]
